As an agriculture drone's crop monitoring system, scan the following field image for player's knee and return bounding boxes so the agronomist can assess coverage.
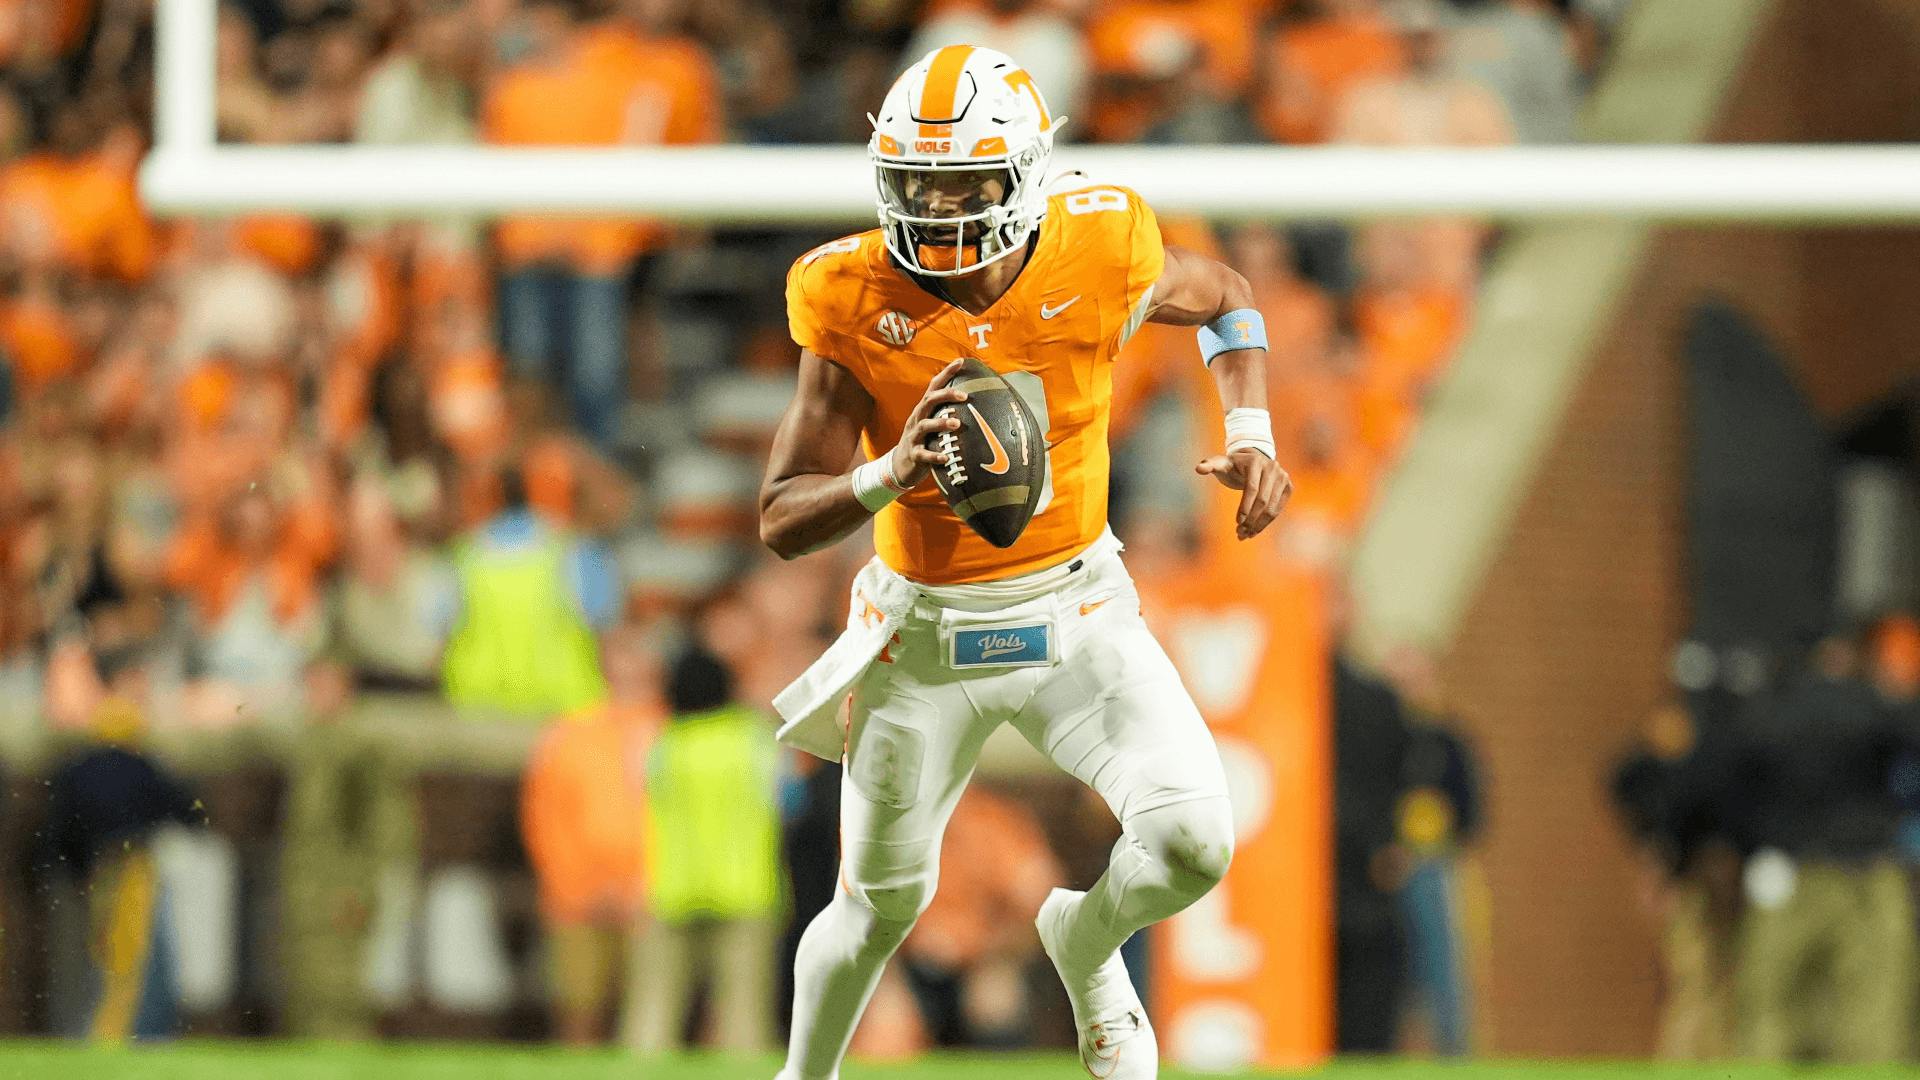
[861,875,938,926]
[1169,827,1234,890]
[1147,801,1235,893]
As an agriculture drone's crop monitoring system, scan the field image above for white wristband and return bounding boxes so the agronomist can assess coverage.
[851,456,907,513]
[1224,407,1276,460]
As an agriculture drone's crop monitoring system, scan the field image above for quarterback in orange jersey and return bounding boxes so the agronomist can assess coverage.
[761,45,1291,1080]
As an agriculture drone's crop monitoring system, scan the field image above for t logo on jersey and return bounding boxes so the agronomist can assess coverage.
[876,310,915,346]
[968,323,992,349]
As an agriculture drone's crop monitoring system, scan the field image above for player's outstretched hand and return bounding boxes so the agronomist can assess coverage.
[888,359,970,490]
[1196,448,1293,540]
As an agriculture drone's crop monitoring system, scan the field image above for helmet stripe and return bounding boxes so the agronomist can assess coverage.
[918,45,976,123]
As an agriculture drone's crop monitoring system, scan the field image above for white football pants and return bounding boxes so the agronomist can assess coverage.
[780,542,1234,1080]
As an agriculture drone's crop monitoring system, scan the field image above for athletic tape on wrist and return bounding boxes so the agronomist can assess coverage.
[851,456,906,513]
[1197,308,1268,366]
[1224,407,1276,460]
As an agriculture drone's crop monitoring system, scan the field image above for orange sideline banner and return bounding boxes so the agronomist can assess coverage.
[1141,530,1333,1071]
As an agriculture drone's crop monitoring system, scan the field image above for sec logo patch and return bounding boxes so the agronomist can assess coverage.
[876,310,916,346]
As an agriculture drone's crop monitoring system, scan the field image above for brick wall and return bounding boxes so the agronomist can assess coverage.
[1435,0,1920,1054]
[1440,241,1687,1055]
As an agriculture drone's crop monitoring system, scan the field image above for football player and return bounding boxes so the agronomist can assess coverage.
[761,45,1292,1080]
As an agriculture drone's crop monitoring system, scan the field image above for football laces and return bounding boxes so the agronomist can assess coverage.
[937,408,968,487]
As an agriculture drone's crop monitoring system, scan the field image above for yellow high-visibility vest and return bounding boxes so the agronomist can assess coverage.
[643,705,785,922]
[442,536,606,715]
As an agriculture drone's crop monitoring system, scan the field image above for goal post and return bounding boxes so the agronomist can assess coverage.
[141,0,1920,222]
[137,141,1920,223]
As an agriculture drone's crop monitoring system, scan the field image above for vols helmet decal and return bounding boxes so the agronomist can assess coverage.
[870,45,1065,278]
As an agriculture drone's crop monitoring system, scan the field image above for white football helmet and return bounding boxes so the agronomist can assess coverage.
[870,45,1064,277]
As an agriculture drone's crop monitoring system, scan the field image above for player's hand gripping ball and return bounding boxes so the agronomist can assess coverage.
[924,357,1047,548]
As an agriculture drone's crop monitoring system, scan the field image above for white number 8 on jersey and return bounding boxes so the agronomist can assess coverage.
[1064,189,1129,216]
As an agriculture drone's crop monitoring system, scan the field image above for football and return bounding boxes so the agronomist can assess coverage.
[926,357,1047,548]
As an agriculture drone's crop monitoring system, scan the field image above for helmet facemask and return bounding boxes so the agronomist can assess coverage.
[875,141,1048,278]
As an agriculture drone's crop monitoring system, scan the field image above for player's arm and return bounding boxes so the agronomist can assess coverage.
[1147,244,1293,541]
[758,352,969,559]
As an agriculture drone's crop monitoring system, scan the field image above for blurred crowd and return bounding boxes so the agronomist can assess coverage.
[1611,617,1920,1064]
[0,0,1616,1053]
[0,0,1618,736]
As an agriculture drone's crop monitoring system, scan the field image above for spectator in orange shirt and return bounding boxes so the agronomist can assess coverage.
[521,624,665,1045]
[424,298,511,474]
[1352,219,1471,400]
[484,0,722,446]
[1257,0,1407,144]
[0,101,154,284]
[0,270,80,395]
[165,483,336,719]
[1085,0,1250,143]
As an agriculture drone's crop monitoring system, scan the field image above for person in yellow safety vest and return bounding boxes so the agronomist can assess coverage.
[439,466,616,715]
[623,644,786,1054]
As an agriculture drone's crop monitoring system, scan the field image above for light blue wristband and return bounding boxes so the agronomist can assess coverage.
[1196,308,1268,367]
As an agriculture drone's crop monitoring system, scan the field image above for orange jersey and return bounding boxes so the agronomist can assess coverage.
[787,182,1164,584]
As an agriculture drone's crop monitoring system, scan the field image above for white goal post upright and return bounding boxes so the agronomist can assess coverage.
[142,0,1920,223]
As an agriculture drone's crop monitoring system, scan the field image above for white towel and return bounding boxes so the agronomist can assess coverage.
[771,529,1123,761]
[773,557,919,761]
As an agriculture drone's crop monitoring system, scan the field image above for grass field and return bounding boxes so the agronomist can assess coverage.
[0,1044,1912,1080]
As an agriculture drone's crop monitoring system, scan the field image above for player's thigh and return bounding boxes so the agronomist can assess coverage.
[840,660,997,920]
[1014,608,1228,823]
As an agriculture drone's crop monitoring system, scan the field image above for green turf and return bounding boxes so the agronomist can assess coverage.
[0,1043,1909,1080]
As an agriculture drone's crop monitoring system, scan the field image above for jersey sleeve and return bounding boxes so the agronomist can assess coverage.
[784,235,867,366]
[784,257,832,357]
[1123,190,1165,341]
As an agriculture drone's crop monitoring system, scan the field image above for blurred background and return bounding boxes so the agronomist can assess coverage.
[9,0,1920,1071]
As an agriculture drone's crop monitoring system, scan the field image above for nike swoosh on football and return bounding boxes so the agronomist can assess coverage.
[1040,295,1081,320]
[967,403,1011,475]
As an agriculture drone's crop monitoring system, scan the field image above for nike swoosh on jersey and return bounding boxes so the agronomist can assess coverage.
[1079,597,1111,616]
[1040,295,1081,320]
[967,403,1011,475]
